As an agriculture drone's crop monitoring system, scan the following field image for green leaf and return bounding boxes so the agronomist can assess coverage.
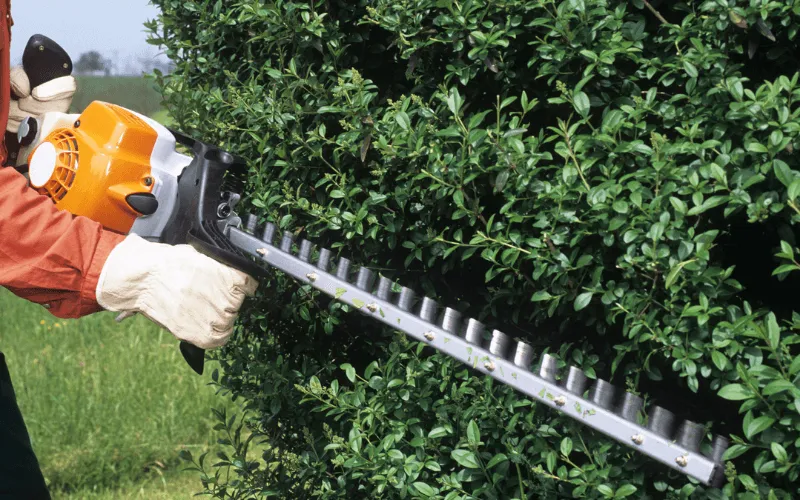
[532,290,553,302]
[718,384,753,400]
[723,444,751,460]
[773,160,795,187]
[745,416,775,439]
[766,313,780,348]
[670,197,688,214]
[573,91,590,117]
[574,292,593,311]
[560,437,573,457]
[597,485,614,497]
[341,363,356,383]
[771,442,788,463]
[683,61,698,78]
[711,351,728,371]
[451,449,480,469]
[428,426,449,439]
[330,190,346,199]
[413,482,436,497]
[486,453,508,469]
[615,485,637,498]
[747,142,768,153]
[395,111,411,131]
[763,379,797,396]
[467,420,480,446]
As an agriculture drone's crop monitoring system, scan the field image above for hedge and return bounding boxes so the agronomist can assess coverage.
[147,1,800,498]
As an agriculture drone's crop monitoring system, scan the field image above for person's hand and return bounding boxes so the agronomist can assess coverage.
[95,234,259,349]
[6,66,77,134]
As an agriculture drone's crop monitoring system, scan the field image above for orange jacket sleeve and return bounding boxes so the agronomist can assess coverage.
[0,1,125,318]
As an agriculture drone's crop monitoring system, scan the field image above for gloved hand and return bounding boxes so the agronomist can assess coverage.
[95,234,258,349]
[6,66,77,134]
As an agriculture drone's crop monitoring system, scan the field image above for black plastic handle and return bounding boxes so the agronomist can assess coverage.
[162,131,268,375]
[22,34,73,90]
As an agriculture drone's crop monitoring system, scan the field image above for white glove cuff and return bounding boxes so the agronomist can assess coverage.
[33,76,78,101]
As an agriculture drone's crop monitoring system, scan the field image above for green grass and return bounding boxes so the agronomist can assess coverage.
[70,76,164,117]
[0,288,234,498]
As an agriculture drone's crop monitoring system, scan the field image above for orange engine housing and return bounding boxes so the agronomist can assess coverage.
[27,101,159,234]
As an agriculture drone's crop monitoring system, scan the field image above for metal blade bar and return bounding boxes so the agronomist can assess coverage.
[225,225,722,486]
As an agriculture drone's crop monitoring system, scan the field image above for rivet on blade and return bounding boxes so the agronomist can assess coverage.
[424,331,435,341]
[484,361,496,372]
[366,303,378,313]
[675,455,688,467]
[631,434,644,445]
[554,396,567,407]
[306,273,318,282]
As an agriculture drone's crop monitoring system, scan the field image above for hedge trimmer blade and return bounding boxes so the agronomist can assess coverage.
[222,214,729,487]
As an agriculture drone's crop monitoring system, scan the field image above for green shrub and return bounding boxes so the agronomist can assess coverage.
[147,1,800,498]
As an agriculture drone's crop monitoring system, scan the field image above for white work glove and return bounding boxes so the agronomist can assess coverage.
[96,234,259,349]
[6,66,77,134]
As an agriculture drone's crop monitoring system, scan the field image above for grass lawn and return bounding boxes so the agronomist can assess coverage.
[0,287,233,498]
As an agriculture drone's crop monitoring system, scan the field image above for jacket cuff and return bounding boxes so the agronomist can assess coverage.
[77,229,126,316]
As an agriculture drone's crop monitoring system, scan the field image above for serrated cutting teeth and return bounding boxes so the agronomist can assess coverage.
[564,366,588,396]
[488,330,510,357]
[396,286,415,311]
[709,435,729,463]
[375,276,393,300]
[298,240,314,262]
[418,297,438,323]
[588,378,615,410]
[316,248,332,271]
[647,406,676,439]
[244,213,257,233]
[513,341,534,368]
[676,420,704,453]
[222,222,725,486]
[280,231,294,252]
[336,257,351,281]
[262,222,277,244]
[355,267,375,291]
[440,307,461,333]
[538,353,558,382]
[618,392,643,422]
[463,318,484,345]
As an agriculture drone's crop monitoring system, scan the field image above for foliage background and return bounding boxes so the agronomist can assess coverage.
[147,0,800,498]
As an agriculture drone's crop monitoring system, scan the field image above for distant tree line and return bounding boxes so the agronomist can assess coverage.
[74,50,175,77]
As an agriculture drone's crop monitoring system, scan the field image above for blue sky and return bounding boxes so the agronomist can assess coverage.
[9,1,165,69]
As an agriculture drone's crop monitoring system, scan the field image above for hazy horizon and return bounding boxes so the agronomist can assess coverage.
[9,1,167,69]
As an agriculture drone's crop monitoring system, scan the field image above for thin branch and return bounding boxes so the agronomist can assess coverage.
[643,0,670,26]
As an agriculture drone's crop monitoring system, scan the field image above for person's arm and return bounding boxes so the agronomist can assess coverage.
[0,166,126,318]
[0,0,121,318]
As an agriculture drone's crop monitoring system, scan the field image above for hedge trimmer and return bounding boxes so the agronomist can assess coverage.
[7,35,729,487]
